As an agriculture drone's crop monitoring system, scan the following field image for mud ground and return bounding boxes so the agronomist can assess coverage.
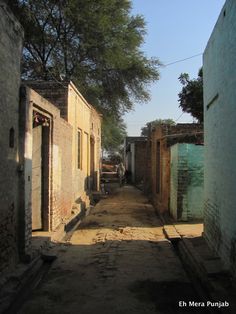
[18,186,208,314]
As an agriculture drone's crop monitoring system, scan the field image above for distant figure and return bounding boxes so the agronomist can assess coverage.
[125,169,132,184]
[117,162,125,187]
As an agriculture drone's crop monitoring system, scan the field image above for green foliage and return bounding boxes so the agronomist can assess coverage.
[140,119,175,136]
[9,0,160,118]
[8,0,161,152]
[178,68,203,122]
[102,116,127,153]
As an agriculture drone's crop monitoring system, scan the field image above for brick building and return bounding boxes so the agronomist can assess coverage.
[203,0,236,273]
[0,2,23,273]
[17,81,102,266]
[124,137,147,185]
[0,2,102,273]
[90,107,102,191]
[2,80,102,271]
[18,86,73,251]
[26,81,102,206]
[145,124,203,218]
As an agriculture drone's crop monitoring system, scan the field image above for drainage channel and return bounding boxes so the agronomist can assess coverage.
[170,239,222,314]
[4,258,54,314]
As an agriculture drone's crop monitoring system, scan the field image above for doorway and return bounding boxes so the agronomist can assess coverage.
[32,111,50,231]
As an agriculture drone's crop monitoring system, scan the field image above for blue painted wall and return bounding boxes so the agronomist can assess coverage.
[170,144,204,221]
[203,0,236,272]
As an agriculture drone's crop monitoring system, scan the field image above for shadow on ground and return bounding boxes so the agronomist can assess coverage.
[3,185,224,314]
[15,239,212,314]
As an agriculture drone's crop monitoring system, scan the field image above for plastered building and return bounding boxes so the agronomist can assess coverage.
[203,0,236,273]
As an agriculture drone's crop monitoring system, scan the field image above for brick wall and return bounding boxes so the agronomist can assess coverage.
[143,140,152,196]
[18,87,33,259]
[203,0,236,272]
[26,81,95,208]
[90,107,102,191]
[25,81,69,120]
[150,137,170,213]
[51,116,73,230]
[125,137,147,185]
[147,124,203,215]
[21,87,73,234]
[134,141,147,184]
[0,3,23,272]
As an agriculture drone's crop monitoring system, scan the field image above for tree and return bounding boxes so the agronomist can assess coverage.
[8,0,160,118]
[102,116,127,153]
[178,68,203,122]
[8,0,161,152]
[140,119,175,136]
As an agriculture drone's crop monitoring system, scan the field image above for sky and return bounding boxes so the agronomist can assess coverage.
[124,0,226,136]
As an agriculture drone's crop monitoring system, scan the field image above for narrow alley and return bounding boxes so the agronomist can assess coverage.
[16,186,207,314]
[2,1,236,314]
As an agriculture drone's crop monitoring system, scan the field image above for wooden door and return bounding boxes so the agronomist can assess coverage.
[32,125,42,230]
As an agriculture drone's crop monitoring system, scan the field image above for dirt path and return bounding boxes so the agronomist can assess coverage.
[18,186,203,314]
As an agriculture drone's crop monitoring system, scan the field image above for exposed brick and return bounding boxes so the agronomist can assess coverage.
[0,3,23,273]
[145,124,203,215]
[134,141,147,184]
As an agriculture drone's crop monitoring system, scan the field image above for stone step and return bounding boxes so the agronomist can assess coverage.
[163,225,181,241]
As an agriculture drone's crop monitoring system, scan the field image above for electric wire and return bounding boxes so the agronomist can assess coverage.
[163,53,203,67]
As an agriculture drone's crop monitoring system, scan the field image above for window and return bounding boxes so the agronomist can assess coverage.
[78,130,82,169]
[84,132,89,175]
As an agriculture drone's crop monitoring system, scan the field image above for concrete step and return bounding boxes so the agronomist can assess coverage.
[177,237,236,313]
[163,225,181,242]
